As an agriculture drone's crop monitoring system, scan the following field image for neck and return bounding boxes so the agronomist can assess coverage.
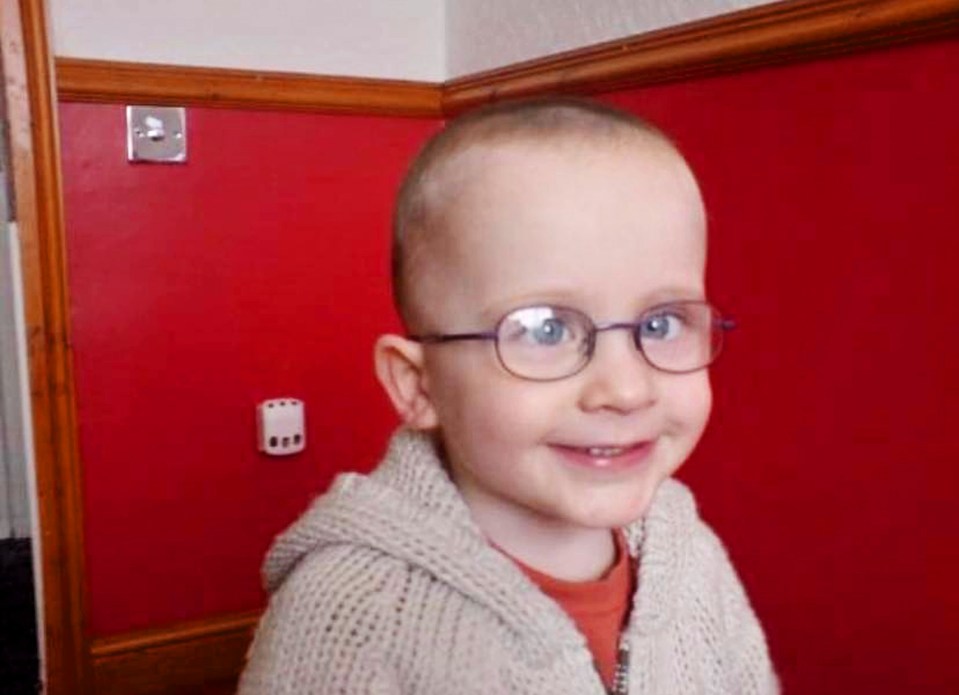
[465,496,617,582]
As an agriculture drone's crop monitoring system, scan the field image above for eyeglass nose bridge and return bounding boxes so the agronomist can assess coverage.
[584,320,652,366]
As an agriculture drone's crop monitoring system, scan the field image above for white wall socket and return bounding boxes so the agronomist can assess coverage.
[256,398,305,456]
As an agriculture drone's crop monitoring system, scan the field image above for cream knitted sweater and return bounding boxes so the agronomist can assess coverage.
[239,430,778,694]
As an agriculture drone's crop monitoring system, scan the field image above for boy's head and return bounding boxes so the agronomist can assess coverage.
[391,99,687,330]
[376,98,715,539]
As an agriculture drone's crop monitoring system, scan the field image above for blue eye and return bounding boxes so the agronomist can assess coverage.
[500,306,582,348]
[530,317,568,346]
[640,312,683,341]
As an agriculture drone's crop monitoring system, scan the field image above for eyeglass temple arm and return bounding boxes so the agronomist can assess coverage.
[717,318,736,331]
[407,331,498,344]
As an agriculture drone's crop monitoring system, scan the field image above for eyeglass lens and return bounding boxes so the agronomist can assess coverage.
[495,302,723,380]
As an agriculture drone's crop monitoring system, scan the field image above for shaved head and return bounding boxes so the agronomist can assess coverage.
[392,98,689,329]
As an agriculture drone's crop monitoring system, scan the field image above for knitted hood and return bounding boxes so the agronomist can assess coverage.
[261,428,699,647]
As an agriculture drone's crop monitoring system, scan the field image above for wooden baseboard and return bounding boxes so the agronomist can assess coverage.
[90,611,260,695]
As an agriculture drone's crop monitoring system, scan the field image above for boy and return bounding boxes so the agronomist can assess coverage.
[239,99,777,694]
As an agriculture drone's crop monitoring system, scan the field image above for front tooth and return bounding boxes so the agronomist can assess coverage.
[588,446,622,457]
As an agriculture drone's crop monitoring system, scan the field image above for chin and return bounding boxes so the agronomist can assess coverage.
[567,488,659,529]
[603,505,653,528]
[620,481,666,524]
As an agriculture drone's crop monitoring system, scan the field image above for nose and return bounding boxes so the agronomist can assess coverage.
[577,328,658,413]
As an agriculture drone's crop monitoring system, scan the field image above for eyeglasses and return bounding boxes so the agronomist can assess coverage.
[409,300,735,382]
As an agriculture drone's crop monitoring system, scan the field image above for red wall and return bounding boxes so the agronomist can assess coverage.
[59,36,958,694]
[59,104,439,634]
[603,38,959,693]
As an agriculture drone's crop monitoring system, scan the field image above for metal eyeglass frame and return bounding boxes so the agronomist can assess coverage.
[408,300,736,382]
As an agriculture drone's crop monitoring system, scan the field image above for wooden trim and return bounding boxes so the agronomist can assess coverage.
[443,0,959,113]
[1,0,90,693]
[55,58,443,117]
[90,611,260,695]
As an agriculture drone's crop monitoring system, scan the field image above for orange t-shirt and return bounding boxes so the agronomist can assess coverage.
[505,531,636,689]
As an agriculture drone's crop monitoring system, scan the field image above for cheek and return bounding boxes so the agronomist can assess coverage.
[427,356,561,446]
[426,356,501,432]
[446,381,555,443]
[430,378,545,488]
[669,374,713,440]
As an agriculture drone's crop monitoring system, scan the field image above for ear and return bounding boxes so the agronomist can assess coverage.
[373,334,439,430]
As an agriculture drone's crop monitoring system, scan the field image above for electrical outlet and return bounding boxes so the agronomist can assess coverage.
[256,398,305,456]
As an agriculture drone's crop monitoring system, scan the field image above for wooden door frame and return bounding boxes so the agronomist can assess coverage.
[1,0,90,692]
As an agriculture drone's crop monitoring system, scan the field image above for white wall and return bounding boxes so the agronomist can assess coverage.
[49,0,447,81]
[50,1,785,81]
[447,0,778,77]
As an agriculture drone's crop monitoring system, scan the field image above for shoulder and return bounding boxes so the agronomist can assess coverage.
[240,543,479,694]
[241,544,409,694]
[272,542,408,620]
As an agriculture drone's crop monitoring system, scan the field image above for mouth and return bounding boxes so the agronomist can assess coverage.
[549,440,655,471]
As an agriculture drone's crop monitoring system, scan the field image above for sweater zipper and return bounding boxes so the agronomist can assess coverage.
[607,632,630,695]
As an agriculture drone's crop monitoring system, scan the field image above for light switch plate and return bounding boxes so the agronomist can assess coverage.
[126,106,187,163]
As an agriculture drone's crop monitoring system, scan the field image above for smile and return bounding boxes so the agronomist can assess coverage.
[550,441,655,471]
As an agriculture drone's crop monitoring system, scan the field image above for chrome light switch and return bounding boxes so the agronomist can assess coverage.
[126,106,187,163]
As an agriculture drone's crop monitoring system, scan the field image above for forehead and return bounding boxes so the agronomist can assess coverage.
[415,137,707,325]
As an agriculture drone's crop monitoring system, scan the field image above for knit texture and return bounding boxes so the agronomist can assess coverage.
[239,429,779,694]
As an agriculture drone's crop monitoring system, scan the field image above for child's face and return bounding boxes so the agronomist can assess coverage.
[415,137,711,532]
